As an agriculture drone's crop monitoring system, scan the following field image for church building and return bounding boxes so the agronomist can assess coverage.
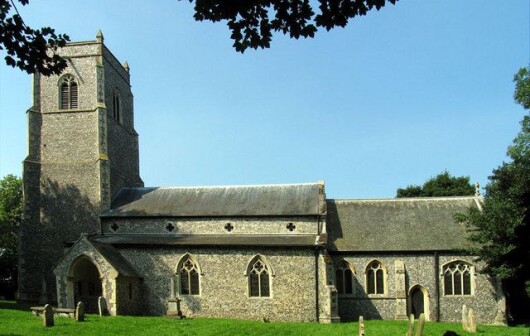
[18,32,505,324]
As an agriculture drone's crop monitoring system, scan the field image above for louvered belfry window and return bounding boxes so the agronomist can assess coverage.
[60,75,78,109]
[113,89,121,123]
[179,257,200,295]
[249,258,270,297]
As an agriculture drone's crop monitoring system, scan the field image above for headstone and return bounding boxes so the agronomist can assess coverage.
[414,313,425,336]
[43,304,54,327]
[75,301,85,322]
[461,304,468,331]
[358,315,365,336]
[98,296,109,316]
[406,314,414,336]
[468,308,477,333]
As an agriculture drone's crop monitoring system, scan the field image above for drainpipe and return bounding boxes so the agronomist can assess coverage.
[434,252,440,321]
[315,247,320,322]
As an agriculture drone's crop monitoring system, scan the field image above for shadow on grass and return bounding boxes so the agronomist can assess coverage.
[0,300,32,311]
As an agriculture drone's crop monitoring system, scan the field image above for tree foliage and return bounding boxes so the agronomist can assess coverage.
[185,0,398,52]
[396,171,475,198]
[0,174,22,299]
[456,66,530,323]
[1,0,399,74]
[0,0,69,75]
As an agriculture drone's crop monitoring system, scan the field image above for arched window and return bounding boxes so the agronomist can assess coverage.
[366,260,385,295]
[177,255,200,295]
[248,256,271,297]
[113,89,121,123]
[59,75,78,109]
[335,261,354,295]
[443,261,473,296]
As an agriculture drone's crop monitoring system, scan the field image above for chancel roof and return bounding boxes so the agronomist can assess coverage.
[327,196,481,252]
[104,182,325,217]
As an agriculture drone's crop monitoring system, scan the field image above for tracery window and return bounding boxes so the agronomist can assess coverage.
[335,261,354,295]
[443,261,473,296]
[59,75,78,109]
[366,260,385,295]
[113,89,121,123]
[248,257,270,297]
[178,255,200,295]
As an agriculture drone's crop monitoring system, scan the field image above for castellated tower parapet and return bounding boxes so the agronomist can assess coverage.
[18,31,143,303]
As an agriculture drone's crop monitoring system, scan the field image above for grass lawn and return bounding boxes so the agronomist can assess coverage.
[0,301,528,336]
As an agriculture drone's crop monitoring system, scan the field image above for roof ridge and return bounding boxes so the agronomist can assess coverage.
[329,196,479,202]
[122,182,322,190]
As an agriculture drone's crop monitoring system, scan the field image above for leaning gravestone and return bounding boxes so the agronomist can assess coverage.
[98,296,109,316]
[461,305,468,331]
[76,301,85,322]
[406,314,414,336]
[414,313,425,336]
[43,304,54,327]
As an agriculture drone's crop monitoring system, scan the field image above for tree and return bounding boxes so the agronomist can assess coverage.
[0,174,22,299]
[396,171,475,198]
[183,0,398,52]
[1,0,398,75]
[0,0,69,75]
[456,66,530,324]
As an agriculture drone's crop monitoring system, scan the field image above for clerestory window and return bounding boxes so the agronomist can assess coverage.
[248,257,271,297]
[59,75,78,109]
[443,261,473,296]
[178,255,200,295]
[366,260,385,295]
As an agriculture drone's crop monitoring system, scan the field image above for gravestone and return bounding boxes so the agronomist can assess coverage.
[461,305,468,331]
[76,301,85,322]
[406,314,414,336]
[358,315,365,336]
[468,308,477,333]
[414,313,425,336]
[43,304,54,327]
[98,296,109,316]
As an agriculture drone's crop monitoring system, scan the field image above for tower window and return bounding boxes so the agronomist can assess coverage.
[113,89,121,123]
[59,75,78,109]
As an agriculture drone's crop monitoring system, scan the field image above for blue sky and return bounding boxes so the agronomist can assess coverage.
[0,1,528,199]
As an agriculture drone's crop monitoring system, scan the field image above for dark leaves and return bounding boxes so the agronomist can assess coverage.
[181,0,398,52]
[0,0,69,75]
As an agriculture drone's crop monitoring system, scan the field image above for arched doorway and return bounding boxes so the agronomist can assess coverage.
[409,285,429,320]
[69,256,102,313]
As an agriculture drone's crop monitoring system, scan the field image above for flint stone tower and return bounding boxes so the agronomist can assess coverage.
[18,31,143,303]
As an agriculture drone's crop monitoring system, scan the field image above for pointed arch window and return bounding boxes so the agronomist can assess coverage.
[59,75,78,109]
[335,261,354,295]
[113,89,121,123]
[178,255,200,295]
[366,260,385,295]
[248,257,271,297]
[443,261,473,296]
